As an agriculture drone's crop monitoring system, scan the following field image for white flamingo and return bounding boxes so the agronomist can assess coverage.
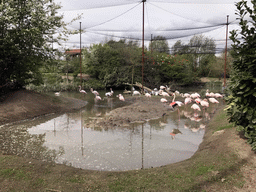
[117,94,125,101]
[191,103,201,113]
[79,86,87,94]
[160,98,168,103]
[145,93,151,98]
[91,88,99,95]
[214,93,223,98]
[95,95,101,101]
[209,98,219,104]
[160,85,166,90]
[184,97,192,105]
[190,93,200,99]
[132,90,141,96]
[55,91,61,96]
[105,88,113,97]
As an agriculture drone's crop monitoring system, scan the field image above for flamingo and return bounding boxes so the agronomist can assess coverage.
[105,88,113,97]
[117,94,125,101]
[160,91,170,97]
[160,85,166,90]
[205,89,210,97]
[55,91,61,96]
[191,103,201,114]
[194,98,202,104]
[183,93,191,98]
[209,98,219,104]
[184,97,192,105]
[200,98,209,113]
[79,86,87,94]
[95,95,102,101]
[170,129,182,139]
[91,88,99,95]
[214,93,223,98]
[160,98,168,103]
[151,88,159,96]
[169,93,183,121]
[145,93,151,98]
[190,93,200,99]
[132,90,141,96]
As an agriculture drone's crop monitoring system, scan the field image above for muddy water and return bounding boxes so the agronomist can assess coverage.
[0,83,224,171]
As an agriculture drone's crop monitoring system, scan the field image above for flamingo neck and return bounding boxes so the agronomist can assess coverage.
[172,93,176,102]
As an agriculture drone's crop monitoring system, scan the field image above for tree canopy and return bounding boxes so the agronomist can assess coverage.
[0,0,69,93]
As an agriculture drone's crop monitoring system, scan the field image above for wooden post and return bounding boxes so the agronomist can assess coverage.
[224,15,229,88]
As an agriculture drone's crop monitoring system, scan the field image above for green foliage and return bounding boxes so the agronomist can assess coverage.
[171,34,216,78]
[226,0,256,150]
[153,53,195,84]
[83,40,142,88]
[0,0,76,93]
[149,35,170,54]
[83,38,202,88]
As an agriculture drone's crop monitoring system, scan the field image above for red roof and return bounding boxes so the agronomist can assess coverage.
[65,49,81,55]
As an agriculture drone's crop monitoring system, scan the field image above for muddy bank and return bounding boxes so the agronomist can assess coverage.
[0,89,87,125]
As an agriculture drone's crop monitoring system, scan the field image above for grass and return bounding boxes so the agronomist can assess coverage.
[0,107,247,191]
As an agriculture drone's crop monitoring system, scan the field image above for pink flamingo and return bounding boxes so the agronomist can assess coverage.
[169,93,183,121]
[91,88,99,96]
[200,98,209,113]
[160,98,168,103]
[117,94,125,101]
[95,95,101,101]
[79,86,87,94]
[209,98,219,104]
[214,93,223,98]
[145,93,151,98]
[191,103,201,115]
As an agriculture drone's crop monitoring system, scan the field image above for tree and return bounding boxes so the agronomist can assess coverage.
[171,35,216,77]
[83,40,142,88]
[0,0,71,93]
[226,0,256,150]
[149,36,169,54]
[188,35,216,75]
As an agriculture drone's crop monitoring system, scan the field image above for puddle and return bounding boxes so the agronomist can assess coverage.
[0,85,224,171]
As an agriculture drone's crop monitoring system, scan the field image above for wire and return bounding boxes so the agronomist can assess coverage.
[149,0,236,5]
[58,1,141,11]
[147,2,217,26]
[68,3,142,30]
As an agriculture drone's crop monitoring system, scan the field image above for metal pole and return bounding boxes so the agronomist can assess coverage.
[142,0,146,93]
[224,15,229,88]
[80,22,82,86]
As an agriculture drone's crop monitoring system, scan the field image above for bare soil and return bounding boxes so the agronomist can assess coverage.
[0,89,87,125]
[0,89,256,191]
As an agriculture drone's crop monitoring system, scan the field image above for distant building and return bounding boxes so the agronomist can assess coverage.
[65,49,81,59]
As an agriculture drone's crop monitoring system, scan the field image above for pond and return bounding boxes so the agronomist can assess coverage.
[0,82,224,171]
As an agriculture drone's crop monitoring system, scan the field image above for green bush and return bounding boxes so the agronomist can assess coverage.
[226,0,256,150]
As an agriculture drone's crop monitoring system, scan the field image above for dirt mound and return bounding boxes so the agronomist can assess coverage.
[0,89,87,125]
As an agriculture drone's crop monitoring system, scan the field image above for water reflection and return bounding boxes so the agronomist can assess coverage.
[0,84,225,171]
[0,125,64,162]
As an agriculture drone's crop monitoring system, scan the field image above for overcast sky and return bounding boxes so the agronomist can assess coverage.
[54,0,244,53]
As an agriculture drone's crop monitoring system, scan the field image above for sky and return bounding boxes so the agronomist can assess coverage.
[54,0,245,54]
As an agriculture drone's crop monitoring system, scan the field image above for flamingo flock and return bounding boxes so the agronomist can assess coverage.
[57,84,224,136]
[73,85,224,127]
[75,85,223,110]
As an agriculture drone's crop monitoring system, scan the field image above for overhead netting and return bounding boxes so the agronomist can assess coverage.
[55,0,242,52]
